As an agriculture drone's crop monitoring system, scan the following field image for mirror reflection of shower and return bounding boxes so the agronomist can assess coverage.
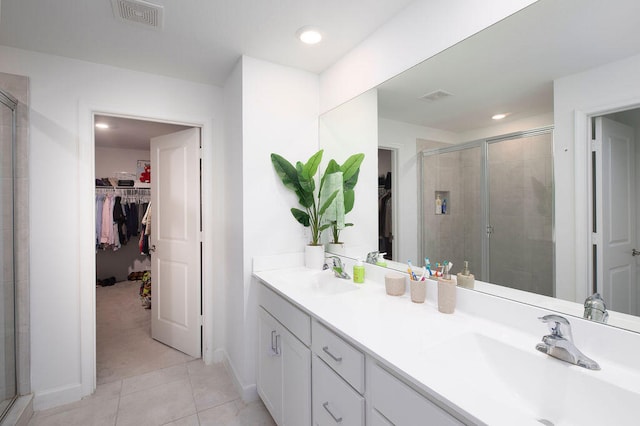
[420,128,554,296]
[0,88,18,420]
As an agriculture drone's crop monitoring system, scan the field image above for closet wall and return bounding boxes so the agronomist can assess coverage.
[95,146,151,281]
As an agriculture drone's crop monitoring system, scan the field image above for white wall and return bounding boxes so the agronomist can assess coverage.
[319,89,378,254]
[0,45,224,409]
[554,53,640,304]
[319,0,537,113]
[222,56,319,399]
[94,146,150,186]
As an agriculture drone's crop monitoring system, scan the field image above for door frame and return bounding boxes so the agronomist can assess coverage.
[78,101,216,397]
[576,99,640,306]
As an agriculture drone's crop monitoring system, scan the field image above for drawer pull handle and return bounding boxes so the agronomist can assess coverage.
[322,402,343,423]
[270,330,277,352]
[322,346,343,362]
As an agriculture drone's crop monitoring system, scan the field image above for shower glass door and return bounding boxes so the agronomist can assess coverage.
[486,130,554,296]
[0,89,18,418]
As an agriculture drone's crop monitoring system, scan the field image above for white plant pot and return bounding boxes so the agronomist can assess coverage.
[326,242,345,255]
[305,245,325,270]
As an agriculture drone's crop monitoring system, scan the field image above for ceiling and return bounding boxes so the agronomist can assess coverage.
[0,0,414,86]
[94,115,191,150]
[377,0,640,134]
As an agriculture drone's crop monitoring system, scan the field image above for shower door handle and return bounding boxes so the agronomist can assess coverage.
[632,248,640,257]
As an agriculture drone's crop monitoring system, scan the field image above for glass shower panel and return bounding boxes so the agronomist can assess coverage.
[487,132,554,296]
[0,93,17,418]
[422,145,483,276]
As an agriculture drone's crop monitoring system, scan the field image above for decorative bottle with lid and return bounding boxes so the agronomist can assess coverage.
[435,194,442,215]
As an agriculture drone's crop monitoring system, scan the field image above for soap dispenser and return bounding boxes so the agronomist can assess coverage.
[353,258,365,284]
[456,261,475,289]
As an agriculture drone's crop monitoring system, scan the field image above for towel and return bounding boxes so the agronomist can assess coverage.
[320,171,344,229]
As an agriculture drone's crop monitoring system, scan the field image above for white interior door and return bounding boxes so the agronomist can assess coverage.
[596,117,637,315]
[150,127,201,357]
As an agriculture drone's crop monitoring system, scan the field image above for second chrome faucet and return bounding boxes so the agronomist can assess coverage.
[535,314,600,370]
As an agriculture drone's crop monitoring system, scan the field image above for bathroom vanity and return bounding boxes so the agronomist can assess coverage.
[254,255,640,426]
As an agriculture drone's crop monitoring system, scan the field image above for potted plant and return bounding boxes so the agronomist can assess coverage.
[271,150,339,269]
[323,153,365,250]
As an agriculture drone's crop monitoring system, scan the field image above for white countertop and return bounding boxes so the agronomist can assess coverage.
[253,260,640,426]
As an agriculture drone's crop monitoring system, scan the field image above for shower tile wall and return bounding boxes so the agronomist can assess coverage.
[488,133,553,296]
[0,72,30,396]
[423,147,482,275]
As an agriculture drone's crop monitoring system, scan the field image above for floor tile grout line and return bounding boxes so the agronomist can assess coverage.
[113,379,122,426]
[186,361,201,424]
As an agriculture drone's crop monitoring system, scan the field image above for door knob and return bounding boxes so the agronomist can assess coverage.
[632,248,640,257]
[149,245,156,253]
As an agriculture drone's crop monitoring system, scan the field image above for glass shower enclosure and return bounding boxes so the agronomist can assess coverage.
[420,128,554,296]
[0,88,18,419]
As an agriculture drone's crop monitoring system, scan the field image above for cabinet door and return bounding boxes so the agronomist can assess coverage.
[281,326,311,425]
[313,355,365,426]
[370,363,462,426]
[369,410,393,426]
[257,308,283,424]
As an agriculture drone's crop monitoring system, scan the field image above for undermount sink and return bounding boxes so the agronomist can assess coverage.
[308,269,360,295]
[421,333,639,425]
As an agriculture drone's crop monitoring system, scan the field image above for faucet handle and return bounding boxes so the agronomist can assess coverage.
[366,251,379,264]
[538,314,573,341]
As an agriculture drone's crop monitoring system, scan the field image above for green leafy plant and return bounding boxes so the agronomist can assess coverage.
[323,153,365,244]
[271,150,339,245]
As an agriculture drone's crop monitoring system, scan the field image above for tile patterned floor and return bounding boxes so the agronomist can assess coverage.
[28,280,275,426]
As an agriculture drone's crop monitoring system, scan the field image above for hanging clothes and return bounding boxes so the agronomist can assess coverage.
[113,196,127,246]
[100,194,114,245]
[140,203,152,255]
[95,194,105,249]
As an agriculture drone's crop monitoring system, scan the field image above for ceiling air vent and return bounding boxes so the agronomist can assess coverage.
[419,89,454,102]
[111,0,164,30]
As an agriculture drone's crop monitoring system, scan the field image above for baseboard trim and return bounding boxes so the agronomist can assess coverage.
[32,383,82,411]
[1,394,33,426]
[222,353,259,402]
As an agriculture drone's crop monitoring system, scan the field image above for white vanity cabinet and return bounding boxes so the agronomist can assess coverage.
[257,285,311,426]
[256,280,465,426]
[368,362,463,426]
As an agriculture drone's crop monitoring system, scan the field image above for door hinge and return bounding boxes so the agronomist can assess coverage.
[198,315,204,326]
[591,139,600,152]
[592,232,600,245]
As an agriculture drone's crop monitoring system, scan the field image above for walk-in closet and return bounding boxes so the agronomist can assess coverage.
[94,115,194,384]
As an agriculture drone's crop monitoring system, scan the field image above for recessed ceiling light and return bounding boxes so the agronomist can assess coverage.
[95,123,110,129]
[492,113,507,120]
[296,26,322,45]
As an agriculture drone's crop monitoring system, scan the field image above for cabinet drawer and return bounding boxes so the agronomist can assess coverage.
[313,355,364,426]
[370,363,462,426]
[259,282,311,346]
[312,321,365,394]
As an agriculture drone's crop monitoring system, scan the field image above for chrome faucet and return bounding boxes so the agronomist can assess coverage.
[535,314,600,370]
[365,251,379,264]
[324,256,350,279]
[584,293,609,323]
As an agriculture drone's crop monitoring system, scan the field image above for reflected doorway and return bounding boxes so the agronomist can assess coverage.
[592,109,640,316]
[378,148,393,260]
